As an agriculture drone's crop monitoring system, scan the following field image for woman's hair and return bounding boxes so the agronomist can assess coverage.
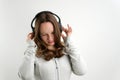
[33,12,65,61]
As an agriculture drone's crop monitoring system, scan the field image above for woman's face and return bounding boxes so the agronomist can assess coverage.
[40,22,55,48]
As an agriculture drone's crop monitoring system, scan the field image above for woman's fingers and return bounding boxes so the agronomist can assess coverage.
[26,32,34,41]
[67,24,72,35]
[62,24,72,36]
[61,24,72,43]
[62,26,67,33]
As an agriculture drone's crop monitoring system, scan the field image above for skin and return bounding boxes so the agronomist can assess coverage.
[40,22,55,50]
[27,23,72,49]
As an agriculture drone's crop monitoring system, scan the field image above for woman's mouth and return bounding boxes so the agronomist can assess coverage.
[48,41,54,45]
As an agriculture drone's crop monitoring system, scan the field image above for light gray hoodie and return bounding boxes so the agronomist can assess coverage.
[18,37,87,80]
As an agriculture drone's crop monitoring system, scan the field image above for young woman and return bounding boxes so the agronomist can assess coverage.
[18,11,87,80]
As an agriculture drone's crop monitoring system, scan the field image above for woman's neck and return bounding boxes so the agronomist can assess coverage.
[47,46,56,51]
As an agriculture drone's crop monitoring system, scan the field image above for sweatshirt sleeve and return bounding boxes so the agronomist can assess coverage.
[18,40,36,80]
[64,36,87,76]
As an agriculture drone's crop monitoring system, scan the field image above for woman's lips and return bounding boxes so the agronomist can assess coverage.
[48,41,54,44]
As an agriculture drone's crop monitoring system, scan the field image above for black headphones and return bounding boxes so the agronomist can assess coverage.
[31,11,62,34]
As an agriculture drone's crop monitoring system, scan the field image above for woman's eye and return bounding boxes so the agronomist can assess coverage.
[41,34,47,36]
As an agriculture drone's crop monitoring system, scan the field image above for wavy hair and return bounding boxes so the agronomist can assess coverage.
[33,12,65,61]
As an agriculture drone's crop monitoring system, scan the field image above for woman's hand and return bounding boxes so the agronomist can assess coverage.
[61,24,72,39]
[26,32,34,42]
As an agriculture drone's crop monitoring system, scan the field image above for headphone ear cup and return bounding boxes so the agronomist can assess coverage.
[32,28,35,34]
[31,26,35,36]
[58,22,62,32]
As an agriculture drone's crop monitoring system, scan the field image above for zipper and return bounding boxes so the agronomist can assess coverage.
[54,58,59,80]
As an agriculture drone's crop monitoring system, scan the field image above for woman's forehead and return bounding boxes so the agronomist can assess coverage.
[40,22,54,33]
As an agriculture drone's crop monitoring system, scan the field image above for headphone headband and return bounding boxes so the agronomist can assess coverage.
[31,11,62,33]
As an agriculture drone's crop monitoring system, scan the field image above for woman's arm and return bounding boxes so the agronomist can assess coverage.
[62,25,87,76]
[18,33,36,80]
[64,36,87,75]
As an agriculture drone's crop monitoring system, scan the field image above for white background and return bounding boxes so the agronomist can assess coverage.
[0,0,120,80]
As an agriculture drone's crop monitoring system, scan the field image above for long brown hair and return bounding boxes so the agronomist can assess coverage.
[33,11,65,61]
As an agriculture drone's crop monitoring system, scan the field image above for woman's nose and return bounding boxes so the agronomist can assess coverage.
[47,34,53,40]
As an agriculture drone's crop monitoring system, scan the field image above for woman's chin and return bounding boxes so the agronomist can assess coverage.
[48,42,55,46]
